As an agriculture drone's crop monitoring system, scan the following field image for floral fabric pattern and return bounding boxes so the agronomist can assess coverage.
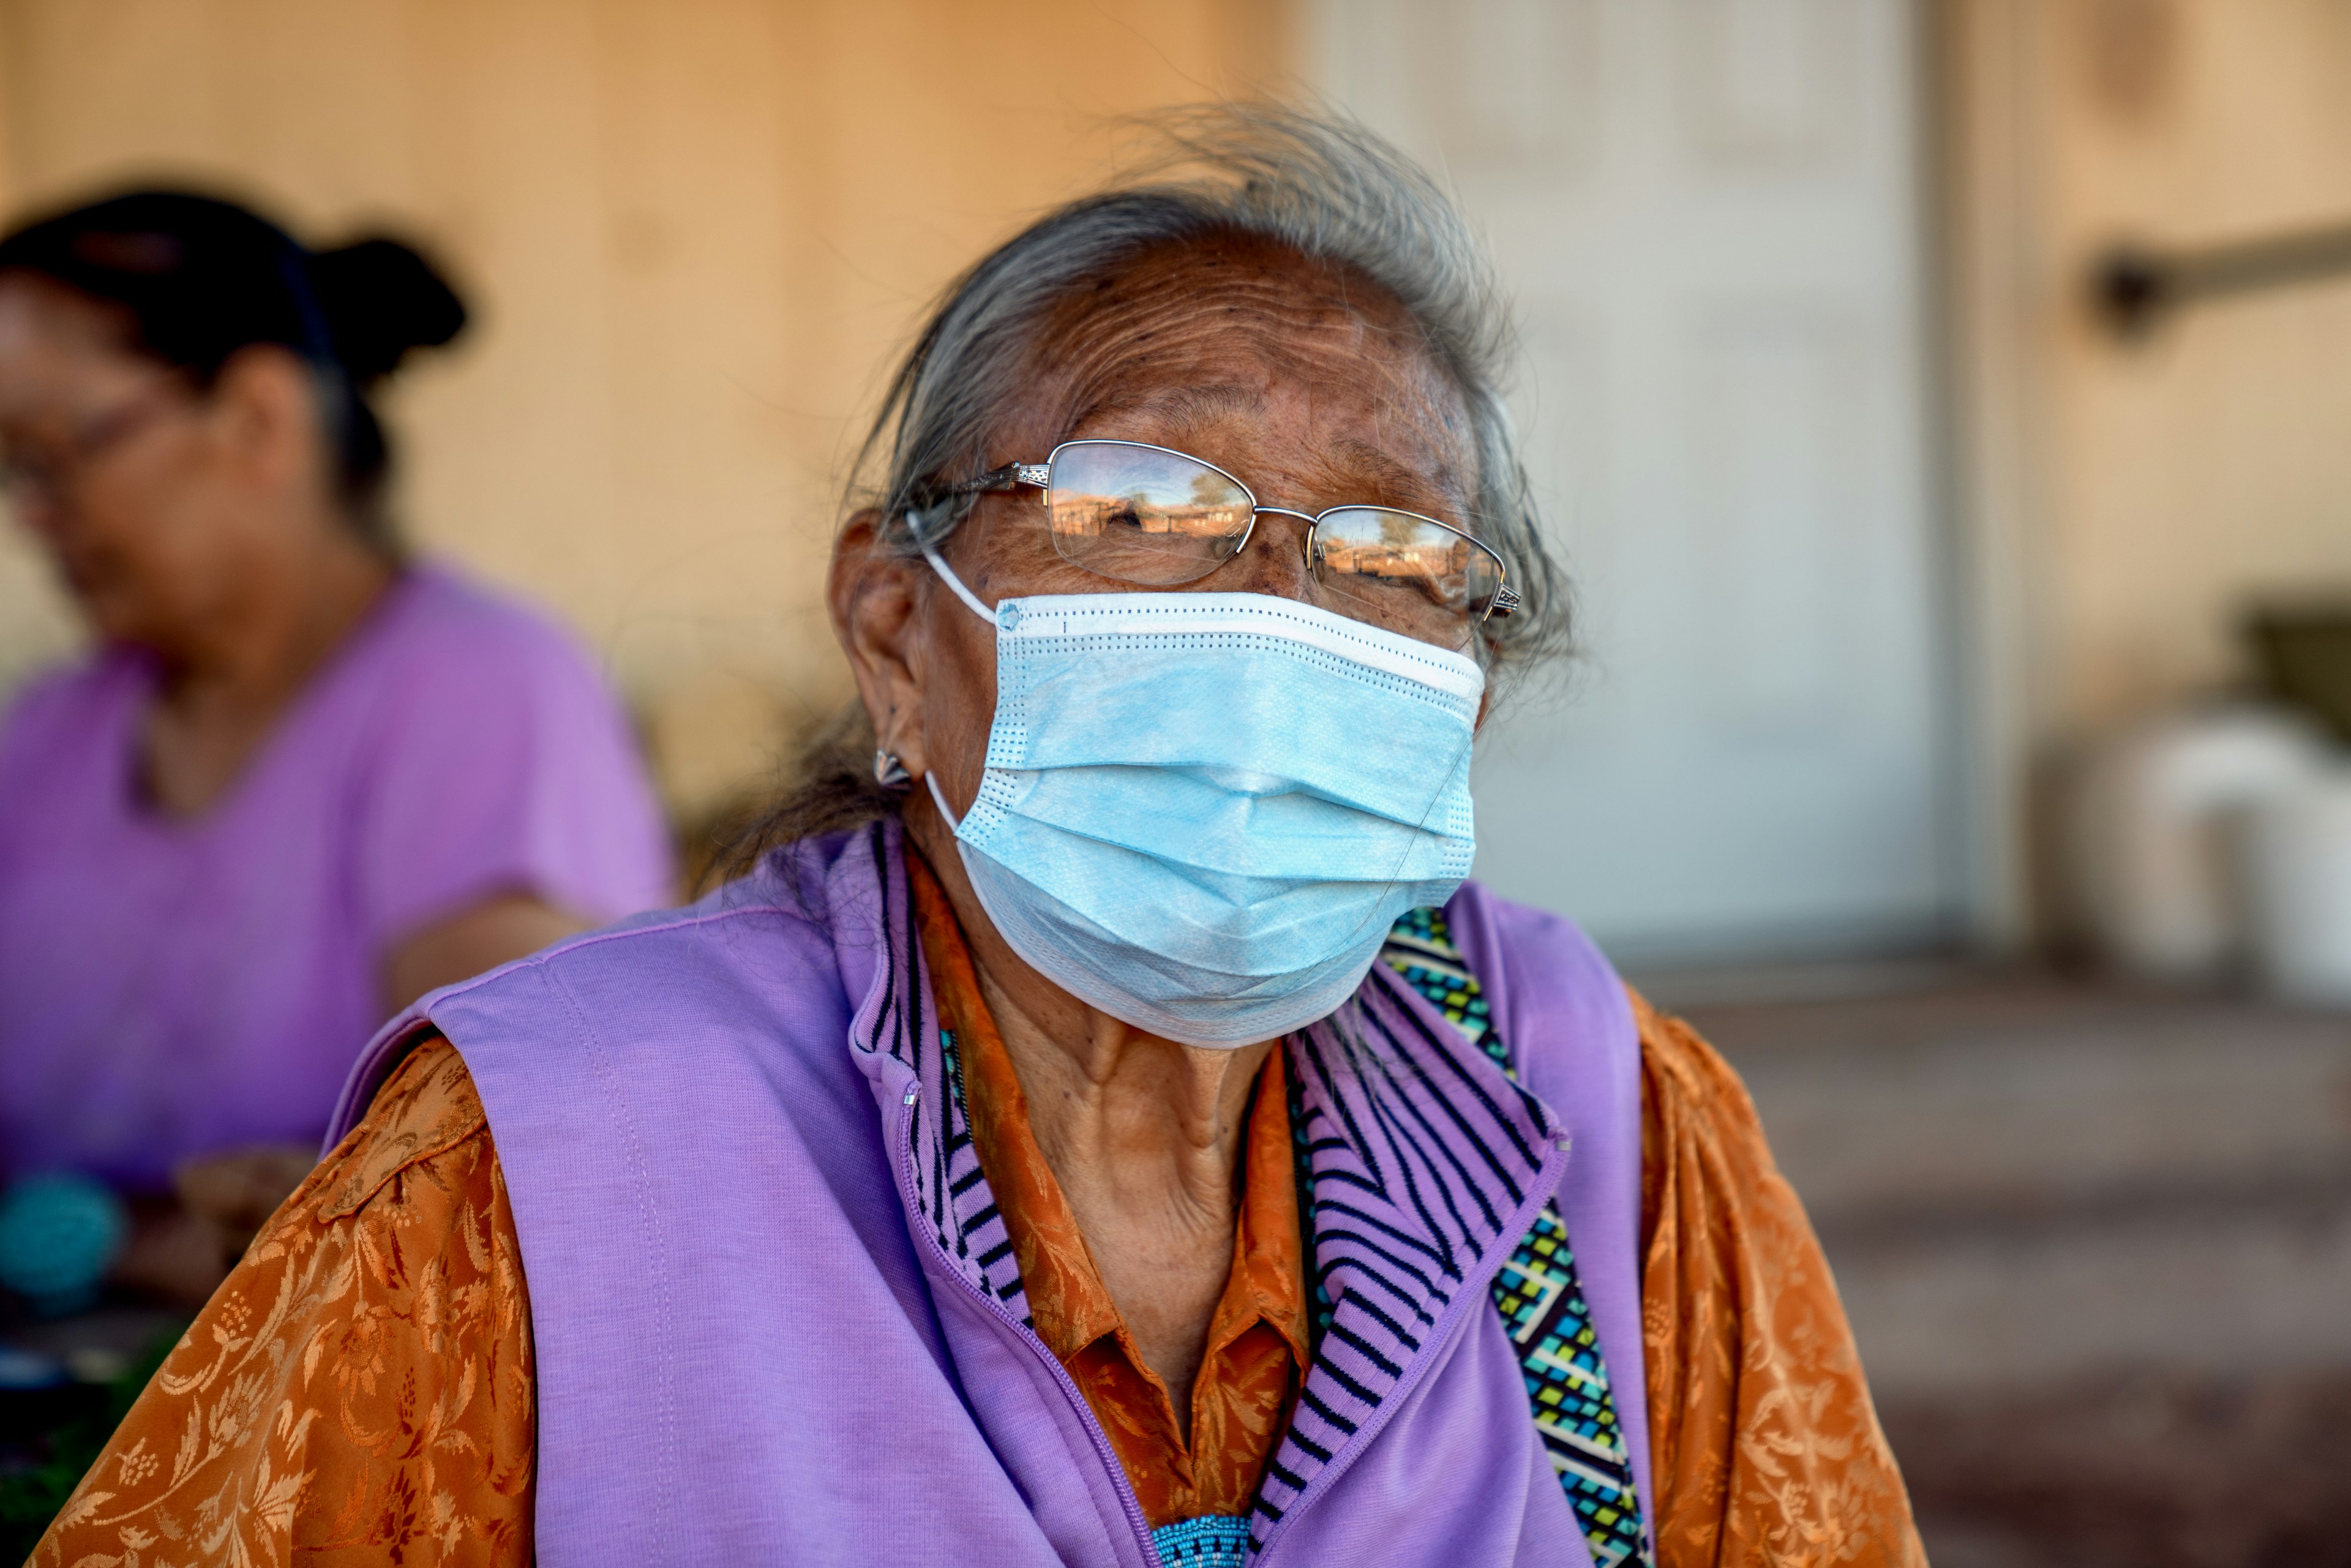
[1636,994,1927,1567]
[34,1036,532,1568]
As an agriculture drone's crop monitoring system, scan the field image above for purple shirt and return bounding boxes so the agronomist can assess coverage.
[0,564,673,1190]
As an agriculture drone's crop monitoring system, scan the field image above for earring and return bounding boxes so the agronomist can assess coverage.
[873,749,912,789]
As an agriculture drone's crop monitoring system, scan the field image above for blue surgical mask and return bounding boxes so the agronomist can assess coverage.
[918,542,1481,1048]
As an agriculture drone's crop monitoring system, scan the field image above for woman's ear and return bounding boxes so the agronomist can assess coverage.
[830,509,932,779]
[206,345,325,497]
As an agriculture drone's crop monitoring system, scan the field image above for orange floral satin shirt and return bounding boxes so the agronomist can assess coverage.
[1634,993,1923,1566]
[38,983,1923,1567]
[33,1035,533,1568]
[910,854,1309,1528]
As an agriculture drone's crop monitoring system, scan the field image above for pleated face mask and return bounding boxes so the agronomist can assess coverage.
[918,542,1482,1048]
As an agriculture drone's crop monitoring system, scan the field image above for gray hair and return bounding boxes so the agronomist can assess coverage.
[721,103,1570,875]
[865,102,1569,672]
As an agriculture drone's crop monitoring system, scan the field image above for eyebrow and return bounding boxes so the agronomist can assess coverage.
[1325,437,1455,504]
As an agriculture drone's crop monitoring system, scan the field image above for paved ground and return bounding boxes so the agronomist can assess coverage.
[1878,1368,2351,1568]
[1665,968,2351,1567]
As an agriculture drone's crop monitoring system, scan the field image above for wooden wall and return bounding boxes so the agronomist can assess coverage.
[0,0,1292,819]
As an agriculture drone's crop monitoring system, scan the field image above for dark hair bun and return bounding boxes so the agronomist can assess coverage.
[306,237,467,386]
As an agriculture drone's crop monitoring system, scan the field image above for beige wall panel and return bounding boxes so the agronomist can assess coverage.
[1970,0,2351,738]
[0,0,1292,816]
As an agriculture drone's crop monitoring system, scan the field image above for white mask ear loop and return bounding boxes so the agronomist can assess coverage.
[915,530,999,628]
[907,513,989,835]
[924,770,963,833]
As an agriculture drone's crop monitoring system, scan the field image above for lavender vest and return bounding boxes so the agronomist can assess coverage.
[331,822,1651,1567]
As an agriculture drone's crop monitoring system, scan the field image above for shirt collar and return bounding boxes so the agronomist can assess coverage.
[909,849,1308,1368]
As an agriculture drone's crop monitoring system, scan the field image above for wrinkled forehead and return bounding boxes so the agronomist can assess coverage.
[1012,234,1475,498]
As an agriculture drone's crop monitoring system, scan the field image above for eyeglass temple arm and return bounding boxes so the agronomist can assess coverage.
[929,461,1051,498]
[904,462,1051,545]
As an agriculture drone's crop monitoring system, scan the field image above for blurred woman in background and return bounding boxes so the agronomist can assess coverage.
[0,192,673,1301]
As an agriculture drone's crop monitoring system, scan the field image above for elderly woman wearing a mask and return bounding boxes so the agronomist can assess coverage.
[39,111,1922,1568]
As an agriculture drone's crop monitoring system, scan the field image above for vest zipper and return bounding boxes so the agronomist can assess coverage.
[891,1082,1165,1568]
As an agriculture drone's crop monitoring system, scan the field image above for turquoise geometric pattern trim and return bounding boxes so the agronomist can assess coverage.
[939,1028,963,1109]
[1492,1207,1651,1567]
[1153,1513,1253,1567]
[1382,907,1654,1568]
[1378,907,1498,1050]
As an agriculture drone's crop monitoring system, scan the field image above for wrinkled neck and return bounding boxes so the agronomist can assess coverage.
[904,825,1270,1205]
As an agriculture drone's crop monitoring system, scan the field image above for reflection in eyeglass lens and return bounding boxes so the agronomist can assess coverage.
[1315,509,1493,613]
[1047,445,1253,585]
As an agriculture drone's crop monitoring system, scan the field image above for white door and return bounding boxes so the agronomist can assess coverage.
[1318,0,1954,964]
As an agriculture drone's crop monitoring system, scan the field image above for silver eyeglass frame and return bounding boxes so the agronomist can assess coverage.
[931,437,1521,622]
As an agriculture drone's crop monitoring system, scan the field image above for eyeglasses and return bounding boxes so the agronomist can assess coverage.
[925,438,1519,643]
[0,385,190,501]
